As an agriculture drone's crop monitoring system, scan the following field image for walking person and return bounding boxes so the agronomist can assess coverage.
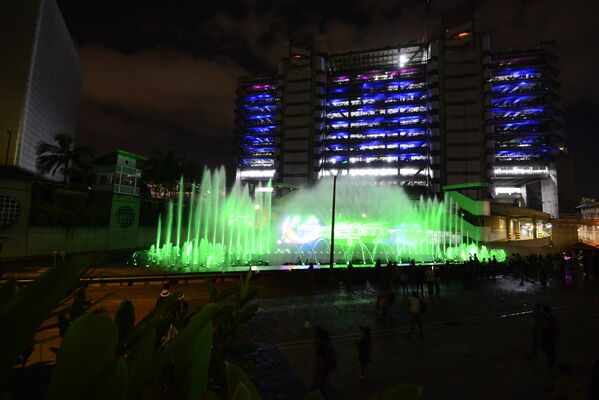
[156,284,171,307]
[355,326,372,380]
[526,304,544,359]
[399,269,409,295]
[539,305,560,370]
[308,263,316,288]
[408,292,424,339]
[311,327,337,394]
[377,284,392,325]
[415,263,425,296]
[374,259,382,285]
[426,267,435,296]
[434,269,442,296]
[346,261,354,287]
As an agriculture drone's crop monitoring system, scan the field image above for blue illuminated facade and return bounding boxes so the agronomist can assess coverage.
[321,46,431,191]
[235,79,280,182]
[487,44,564,215]
[234,33,566,216]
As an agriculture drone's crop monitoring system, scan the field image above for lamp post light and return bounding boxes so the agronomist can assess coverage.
[329,170,338,269]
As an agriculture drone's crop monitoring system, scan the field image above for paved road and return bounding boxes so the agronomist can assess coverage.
[31,271,599,399]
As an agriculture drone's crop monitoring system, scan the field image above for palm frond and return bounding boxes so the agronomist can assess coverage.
[36,143,61,156]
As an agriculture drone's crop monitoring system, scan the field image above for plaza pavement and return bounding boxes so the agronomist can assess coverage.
[22,268,599,399]
[244,274,599,399]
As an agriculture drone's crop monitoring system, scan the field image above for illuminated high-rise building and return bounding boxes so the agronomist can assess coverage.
[235,21,566,216]
[486,42,564,217]
[0,0,82,176]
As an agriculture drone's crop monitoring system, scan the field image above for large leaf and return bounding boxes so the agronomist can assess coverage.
[86,357,128,400]
[304,391,326,400]
[119,291,182,353]
[45,313,118,400]
[218,287,237,302]
[382,383,422,400]
[232,382,252,400]
[226,362,261,400]
[69,288,88,320]
[239,271,252,302]
[0,254,90,388]
[115,299,135,346]
[124,328,156,400]
[239,287,264,308]
[201,391,220,400]
[175,320,212,400]
[237,304,260,325]
[150,303,220,379]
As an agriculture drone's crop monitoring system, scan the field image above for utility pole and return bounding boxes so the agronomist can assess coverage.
[329,173,338,269]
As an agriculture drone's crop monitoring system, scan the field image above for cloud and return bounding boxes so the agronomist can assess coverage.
[69,0,599,195]
[75,45,246,163]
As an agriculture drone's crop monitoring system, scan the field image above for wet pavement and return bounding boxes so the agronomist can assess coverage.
[25,268,599,399]
[244,274,599,399]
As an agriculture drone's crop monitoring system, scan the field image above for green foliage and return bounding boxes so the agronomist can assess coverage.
[368,383,423,400]
[231,383,251,400]
[225,362,261,400]
[206,272,264,391]
[382,383,422,400]
[87,357,128,400]
[123,328,155,399]
[0,255,90,389]
[175,321,212,400]
[304,391,326,400]
[35,133,93,185]
[114,299,135,348]
[42,296,220,400]
[46,314,119,400]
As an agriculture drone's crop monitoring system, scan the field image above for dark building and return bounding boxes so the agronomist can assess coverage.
[235,20,567,217]
[0,0,82,177]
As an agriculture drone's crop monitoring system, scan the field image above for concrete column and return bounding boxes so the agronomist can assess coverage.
[506,217,511,241]
[532,217,537,239]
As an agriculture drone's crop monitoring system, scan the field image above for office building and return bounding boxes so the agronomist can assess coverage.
[235,20,566,216]
[0,0,82,176]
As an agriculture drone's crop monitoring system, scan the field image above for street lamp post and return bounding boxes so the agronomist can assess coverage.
[329,172,338,269]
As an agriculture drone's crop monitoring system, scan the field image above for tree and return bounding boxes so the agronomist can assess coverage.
[142,150,185,198]
[35,133,94,188]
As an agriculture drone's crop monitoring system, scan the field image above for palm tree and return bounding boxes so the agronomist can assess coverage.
[35,133,94,188]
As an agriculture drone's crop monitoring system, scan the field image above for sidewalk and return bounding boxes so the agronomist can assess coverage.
[244,276,599,399]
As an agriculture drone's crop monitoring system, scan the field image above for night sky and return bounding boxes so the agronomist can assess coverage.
[56,0,599,198]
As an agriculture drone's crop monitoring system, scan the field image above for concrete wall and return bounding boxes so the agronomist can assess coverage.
[0,178,33,258]
[485,237,554,257]
[551,223,578,250]
[16,226,156,258]
[0,177,156,259]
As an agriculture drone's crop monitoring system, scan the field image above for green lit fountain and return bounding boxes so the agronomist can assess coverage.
[139,168,505,271]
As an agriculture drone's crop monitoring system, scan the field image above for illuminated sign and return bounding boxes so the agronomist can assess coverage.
[323,222,385,245]
[281,216,322,244]
[281,216,385,246]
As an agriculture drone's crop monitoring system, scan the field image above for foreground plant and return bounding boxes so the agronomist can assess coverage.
[0,265,420,400]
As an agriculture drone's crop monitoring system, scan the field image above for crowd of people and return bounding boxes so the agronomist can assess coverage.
[307,250,599,398]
